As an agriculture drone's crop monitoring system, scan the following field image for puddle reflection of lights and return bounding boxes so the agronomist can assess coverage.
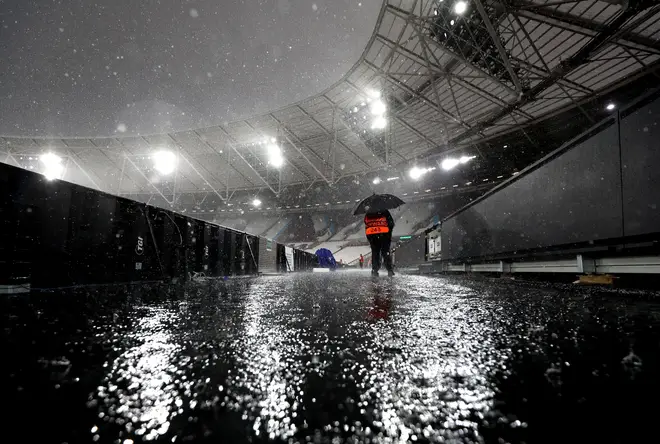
[95,308,181,441]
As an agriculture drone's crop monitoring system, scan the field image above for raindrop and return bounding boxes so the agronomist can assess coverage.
[189,9,199,18]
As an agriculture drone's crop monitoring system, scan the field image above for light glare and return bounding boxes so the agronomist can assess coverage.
[153,150,177,175]
[441,158,460,171]
[370,99,387,116]
[409,166,426,180]
[372,177,381,185]
[269,155,284,168]
[371,116,387,130]
[367,89,381,99]
[39,152,64,180]
[267,143,284,168]
[252,198,262,207]
[454,1,468,15]
[606,103,616,111]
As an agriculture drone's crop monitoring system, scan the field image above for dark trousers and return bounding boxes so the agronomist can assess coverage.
[367,233,393,272]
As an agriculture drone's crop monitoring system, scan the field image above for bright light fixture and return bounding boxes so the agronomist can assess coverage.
[370,99,387,116]
[367,89,381,99]
[409,166,426,180]
[252,198,262,207]
[454,1,468,15]
[39,152,64,180]
[441,158,461,171]
[153,150,177,175]
[459,155,476,164]
[371,116,387,130]
[606,103,616,111]
[267,143,281,156]
[267,143,284,168]
[373,177,382,185]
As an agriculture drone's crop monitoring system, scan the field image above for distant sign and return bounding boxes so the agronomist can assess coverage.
[399,235,412,240]
[285,246,295,272]
[266,239,273,251]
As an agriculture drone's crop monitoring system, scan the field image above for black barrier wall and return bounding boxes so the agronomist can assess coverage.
[392,236,426,267]
[620,93,660,237]
[0,162,313,289]
[441,90,660,262]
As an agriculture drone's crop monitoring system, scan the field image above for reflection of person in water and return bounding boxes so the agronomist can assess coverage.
[367,282,393,321]
[368,295,392,321]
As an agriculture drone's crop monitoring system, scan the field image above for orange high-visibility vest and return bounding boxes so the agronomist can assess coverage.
[365,214,390,235]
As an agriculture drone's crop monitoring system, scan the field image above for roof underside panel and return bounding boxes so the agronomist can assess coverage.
[2,0,659,198]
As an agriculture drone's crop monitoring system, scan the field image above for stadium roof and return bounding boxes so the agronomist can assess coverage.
[3,0,660,211]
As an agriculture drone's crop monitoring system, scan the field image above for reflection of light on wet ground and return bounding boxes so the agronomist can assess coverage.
[93,307,183,441]
[345,276,508,442]
[225,280,304,440]
[10,274,660,443]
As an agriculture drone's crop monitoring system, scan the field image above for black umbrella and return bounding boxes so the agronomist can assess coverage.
[353,193,405,215]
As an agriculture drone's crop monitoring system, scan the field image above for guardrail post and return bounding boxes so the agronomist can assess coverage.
[576,254,596,274]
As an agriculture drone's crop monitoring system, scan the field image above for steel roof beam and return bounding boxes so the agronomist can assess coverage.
[242,120,315,183]
[167,133,229,195]
[474,0,524,93]
[320,95,406,165]
[344,79,448,154]
[449,2,658,145]
[191,130,256,189]
[216,127,279,195]
[268,114,337,171]
[295,105,373,169]
[124,154,174,205]
[373,32,527,119]
[505,0,660,55]
[384,4,519,98]
[278,129,332,185]
[364,60,470,131]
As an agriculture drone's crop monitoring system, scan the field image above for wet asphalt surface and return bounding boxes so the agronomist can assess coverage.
[2,271,660,444]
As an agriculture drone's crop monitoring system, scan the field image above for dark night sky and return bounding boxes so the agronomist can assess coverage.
[0,0,381,137]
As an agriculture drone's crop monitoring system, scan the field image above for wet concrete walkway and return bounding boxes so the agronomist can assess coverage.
[3,272,660,443]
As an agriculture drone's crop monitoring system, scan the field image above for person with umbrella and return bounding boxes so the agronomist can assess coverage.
[354,193,405,277]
